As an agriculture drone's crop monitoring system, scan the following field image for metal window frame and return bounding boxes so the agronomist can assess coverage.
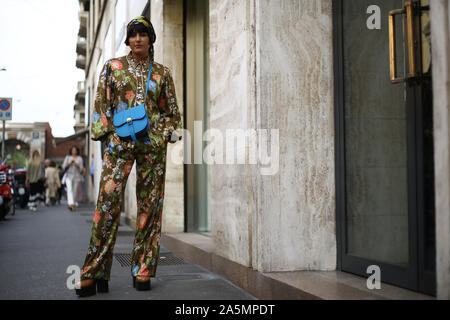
[332,0,422,292]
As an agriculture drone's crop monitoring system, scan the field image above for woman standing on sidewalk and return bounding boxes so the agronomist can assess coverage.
[62,146,84,211]
[26,150,45,212]
[76,16,182,297]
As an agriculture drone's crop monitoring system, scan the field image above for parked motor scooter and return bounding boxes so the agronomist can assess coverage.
[0,164,14,219]
[13,168,28,209]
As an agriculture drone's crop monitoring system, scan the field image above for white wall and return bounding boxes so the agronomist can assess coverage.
[115,0,128,57]
[129,0,149,19]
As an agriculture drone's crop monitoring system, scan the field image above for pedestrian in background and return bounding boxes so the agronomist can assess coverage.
[76,157,87,204]
[76,16,182,297]
[57,165,64,204]
[62,146,84,211]
[26,150,45,212]
[44,160,60,206]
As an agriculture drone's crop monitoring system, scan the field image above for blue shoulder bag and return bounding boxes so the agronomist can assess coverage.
[113,61,153,142]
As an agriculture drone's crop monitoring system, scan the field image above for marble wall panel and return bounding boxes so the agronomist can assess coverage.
[209,0,336,272]
[253,0,336,271]
[431,0,450,300]
[209,0,253,267]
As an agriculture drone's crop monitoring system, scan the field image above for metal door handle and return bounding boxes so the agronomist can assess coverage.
[389,1,416,84]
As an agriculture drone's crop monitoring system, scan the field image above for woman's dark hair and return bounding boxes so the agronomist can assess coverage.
[69,146,80,156]
[125,23,156,46]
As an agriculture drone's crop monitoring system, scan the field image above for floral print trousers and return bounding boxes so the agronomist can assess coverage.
[80,132,168,281]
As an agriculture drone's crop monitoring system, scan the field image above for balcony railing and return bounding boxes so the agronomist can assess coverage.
[77,81,86,92]
[76,54,86,70]
[78,11,88,38]
[74,102,85,111]
[76,37,87,56]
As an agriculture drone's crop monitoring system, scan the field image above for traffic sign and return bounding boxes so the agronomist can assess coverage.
[0,98,12,120]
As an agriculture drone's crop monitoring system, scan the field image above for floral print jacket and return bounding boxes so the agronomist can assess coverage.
[91,52,182,147]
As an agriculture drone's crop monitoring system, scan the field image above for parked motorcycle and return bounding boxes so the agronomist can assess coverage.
[0,164,14,219]
[13,168,28,209]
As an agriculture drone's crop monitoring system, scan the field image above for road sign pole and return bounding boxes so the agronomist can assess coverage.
[2,120,4,162]
[0,97,13,163]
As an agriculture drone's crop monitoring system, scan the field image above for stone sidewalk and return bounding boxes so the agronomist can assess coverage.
[0,202,255,300]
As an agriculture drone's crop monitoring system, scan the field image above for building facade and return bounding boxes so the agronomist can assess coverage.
[73,81,86,133]
[0,122,85,168]
[78,0,450,299]
[1,122,47,167]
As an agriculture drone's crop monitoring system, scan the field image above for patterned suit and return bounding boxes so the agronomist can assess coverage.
[80,51,182,281]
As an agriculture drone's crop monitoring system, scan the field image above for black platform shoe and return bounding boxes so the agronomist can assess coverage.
[96,279,109,293]
[75,280,96,297]
[75,279,109,297]
[133,276,151,291]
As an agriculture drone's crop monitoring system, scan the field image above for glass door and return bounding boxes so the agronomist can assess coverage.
[334,0,435,295]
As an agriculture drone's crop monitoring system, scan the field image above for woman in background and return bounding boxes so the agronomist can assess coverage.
[26,150,45,211]
[44,160,61,206]
[62,146,84,211]
[57,165,65,204]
